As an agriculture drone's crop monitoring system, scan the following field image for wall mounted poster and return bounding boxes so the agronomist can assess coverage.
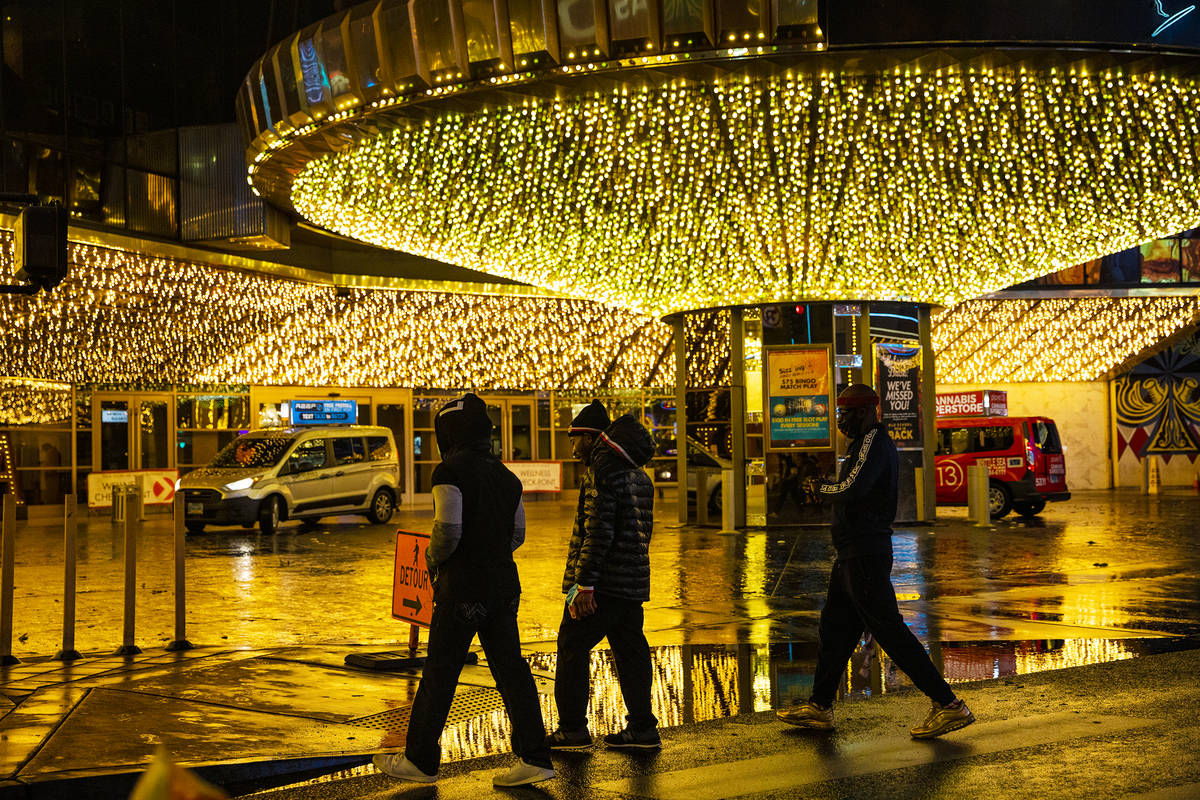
[876,343,923,449]
[766,345,832,450]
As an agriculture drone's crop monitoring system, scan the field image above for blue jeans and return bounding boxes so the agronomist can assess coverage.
[811,555,956,708]
[405,596,551,774]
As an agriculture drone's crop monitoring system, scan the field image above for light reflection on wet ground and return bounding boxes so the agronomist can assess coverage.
[5,489,1199,657]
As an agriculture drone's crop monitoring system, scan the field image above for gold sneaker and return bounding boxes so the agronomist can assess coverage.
[777,700,834,730]
[910,700,975,739]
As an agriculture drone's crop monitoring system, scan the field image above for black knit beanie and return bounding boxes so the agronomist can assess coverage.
[435,393,493,453]
[569,399,611,436]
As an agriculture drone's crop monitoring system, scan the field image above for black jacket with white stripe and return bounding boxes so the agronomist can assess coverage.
[818,422,898,559]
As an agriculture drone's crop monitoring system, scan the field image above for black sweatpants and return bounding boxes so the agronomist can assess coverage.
[555,596,658,733]
[405,596,552,774]
[811,555,956,708]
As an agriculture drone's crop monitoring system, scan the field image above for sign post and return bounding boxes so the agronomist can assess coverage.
[344,529,476,670]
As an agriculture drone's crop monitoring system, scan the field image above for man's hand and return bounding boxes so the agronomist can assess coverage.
[569,588,597,619]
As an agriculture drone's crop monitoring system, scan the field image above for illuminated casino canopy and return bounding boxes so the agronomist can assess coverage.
[241,0,1200,315]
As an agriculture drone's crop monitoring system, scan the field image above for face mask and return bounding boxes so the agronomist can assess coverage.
[836,409,860,436]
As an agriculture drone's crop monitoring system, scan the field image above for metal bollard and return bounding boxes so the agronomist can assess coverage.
[166,495,192,651]
[719,467,738,535]
[111,486,126,523]
[914,466,926,522]
[0,494,17,665]
[966,464,990,526]
[117,485,142,656]
[56,495,81,661]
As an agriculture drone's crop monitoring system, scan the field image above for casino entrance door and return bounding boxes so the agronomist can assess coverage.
[92,392,174,473]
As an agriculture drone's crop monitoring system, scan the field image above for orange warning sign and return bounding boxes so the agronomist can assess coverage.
[392,529,433,627]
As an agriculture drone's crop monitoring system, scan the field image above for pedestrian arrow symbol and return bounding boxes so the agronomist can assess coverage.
[392,529,433,628]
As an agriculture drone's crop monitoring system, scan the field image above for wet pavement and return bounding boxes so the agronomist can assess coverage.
[0,489,1198,797]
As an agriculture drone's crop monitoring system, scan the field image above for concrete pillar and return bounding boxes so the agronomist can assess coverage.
[729,307,747,529]
[674,316,688,524]
[919,306,938,521]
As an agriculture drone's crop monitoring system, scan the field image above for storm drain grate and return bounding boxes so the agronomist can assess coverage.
[347,687,506,730]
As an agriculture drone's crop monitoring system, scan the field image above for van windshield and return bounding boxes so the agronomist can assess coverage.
[210,437,293,469]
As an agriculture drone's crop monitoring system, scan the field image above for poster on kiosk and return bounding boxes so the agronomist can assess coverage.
[875,343,923,450]
[765,345,833,450]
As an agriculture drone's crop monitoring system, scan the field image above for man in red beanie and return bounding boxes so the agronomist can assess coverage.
[777,383,974,739]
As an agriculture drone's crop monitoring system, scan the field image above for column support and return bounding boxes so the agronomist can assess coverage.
[674,315,689,525]
[729,307,747,528]
[918,305,937,521]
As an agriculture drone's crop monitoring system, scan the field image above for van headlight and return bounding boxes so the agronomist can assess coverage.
[223,477,259,492]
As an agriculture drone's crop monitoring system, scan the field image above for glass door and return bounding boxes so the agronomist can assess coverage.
[508,401,534,461]
[93,394,174,472]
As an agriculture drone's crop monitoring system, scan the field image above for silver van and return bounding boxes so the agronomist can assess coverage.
[178,426,400,534]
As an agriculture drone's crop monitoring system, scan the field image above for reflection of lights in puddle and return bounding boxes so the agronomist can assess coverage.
[264,638,1190,792]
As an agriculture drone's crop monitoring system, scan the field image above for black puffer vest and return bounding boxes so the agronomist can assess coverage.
[561,414,655,602]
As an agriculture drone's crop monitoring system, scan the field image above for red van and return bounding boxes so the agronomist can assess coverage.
[933,402,1070,518]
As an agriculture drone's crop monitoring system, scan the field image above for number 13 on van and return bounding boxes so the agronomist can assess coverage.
[393,530,433,628]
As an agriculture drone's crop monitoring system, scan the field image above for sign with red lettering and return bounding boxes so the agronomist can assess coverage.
[935,390,1008,418]
[392,529,433,627]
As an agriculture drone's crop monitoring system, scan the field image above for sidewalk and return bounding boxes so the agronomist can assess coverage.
[0,638,1198,800]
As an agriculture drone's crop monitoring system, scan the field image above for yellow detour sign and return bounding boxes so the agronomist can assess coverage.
[392,529,433,627]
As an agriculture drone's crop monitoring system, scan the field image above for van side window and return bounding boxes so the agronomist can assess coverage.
[1034,421,1063,454]
[332,436,366,465]
[287,438,327,473]
[366,436,393,461]
[976,425,1014,452]
[950,428,971,454]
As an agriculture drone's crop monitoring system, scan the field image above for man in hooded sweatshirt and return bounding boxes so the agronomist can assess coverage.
[776,383,974,739]
[373,393,554,787]
[545,411,661,751]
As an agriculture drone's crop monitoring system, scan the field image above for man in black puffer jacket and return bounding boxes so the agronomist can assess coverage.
[546,412,660,752]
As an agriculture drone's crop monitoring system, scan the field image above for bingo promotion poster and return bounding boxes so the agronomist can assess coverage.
[766,345,833,450]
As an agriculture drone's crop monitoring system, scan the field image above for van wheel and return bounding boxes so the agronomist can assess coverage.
[1014,498,1046,517]
[367,488,395,524]
[988,482,1012,519]
[259,496,284,535]
[185,521,205,534]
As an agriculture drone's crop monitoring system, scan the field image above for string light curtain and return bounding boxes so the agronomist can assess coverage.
[291,68,1200,316]
[933,297,1200,383]
[0,235,673,389]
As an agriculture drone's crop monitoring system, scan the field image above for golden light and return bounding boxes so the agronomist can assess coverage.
[281,68,1200,315]
[0,232,673,389]
[933,296,1200,383]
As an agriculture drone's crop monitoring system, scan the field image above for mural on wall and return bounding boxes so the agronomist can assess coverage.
[1114,330,1200,462]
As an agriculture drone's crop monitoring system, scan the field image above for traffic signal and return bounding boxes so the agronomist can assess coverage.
[14,204,68,290]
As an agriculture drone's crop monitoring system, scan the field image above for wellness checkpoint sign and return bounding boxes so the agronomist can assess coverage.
[875,344,923,449]
[392,530,433,627]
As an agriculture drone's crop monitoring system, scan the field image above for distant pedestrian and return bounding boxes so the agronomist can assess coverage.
[777,383,974,739]
[373,393,554,787]
[545,405,661,751]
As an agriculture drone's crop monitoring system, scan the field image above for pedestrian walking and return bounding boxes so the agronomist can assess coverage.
[777,383,975,739]
[545,405,661,751]
[373,393,554,787]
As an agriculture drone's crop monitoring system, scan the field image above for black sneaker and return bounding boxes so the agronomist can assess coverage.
[603,727,662,750]
[545,728,593,751]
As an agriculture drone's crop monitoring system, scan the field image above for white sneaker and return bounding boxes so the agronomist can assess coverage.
[372,753,437,783]
[493,759,555,787]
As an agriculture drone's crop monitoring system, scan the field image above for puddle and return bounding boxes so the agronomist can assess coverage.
[239,636,1198,797]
